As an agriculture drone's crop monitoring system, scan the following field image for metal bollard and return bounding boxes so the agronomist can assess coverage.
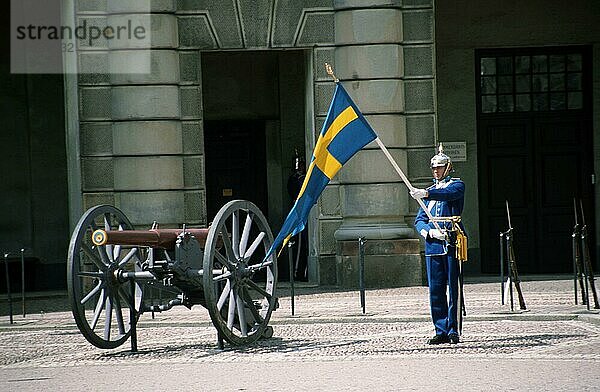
[358,237,366,314]
[506,234,514,312]
[130,279,138,352]
[572,231,578,305]
[581,237,591,312]
[287,240,295,316]
[21,249,25,317]
[499,232,505,305]
[4,253,14,324]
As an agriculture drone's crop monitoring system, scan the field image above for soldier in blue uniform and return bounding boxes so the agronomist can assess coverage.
[410,145,466,345]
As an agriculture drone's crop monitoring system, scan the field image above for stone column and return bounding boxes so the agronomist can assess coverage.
[330,0,435,287]
[77,1,205,228]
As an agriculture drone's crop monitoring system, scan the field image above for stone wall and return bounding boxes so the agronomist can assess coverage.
[327,0,435,287]
[76,1,204,228]
[69,0,435,286]
[435,0,600,272]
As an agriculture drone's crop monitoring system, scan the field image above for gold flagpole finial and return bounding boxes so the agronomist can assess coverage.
[325,63,339,83]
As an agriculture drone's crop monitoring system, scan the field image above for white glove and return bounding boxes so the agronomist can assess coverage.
[429,228,447,241]
[410,188,428,199]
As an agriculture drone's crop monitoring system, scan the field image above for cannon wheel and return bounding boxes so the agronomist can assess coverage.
[203,200,278,346]
[67,205,143,349]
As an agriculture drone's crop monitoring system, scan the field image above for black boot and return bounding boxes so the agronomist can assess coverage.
[448,333,460,344]
[428,334,449,345]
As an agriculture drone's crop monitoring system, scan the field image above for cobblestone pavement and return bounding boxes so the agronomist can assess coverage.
[1,279,599,391]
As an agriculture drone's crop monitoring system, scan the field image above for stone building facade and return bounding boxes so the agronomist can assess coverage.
[2,0,598,291]
[63,0,436,287]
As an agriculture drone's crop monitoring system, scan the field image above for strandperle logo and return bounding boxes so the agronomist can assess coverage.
[15,19,147,46]
[11,0,152,74]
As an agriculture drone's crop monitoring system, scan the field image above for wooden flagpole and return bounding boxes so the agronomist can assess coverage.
[322,63,441,231]
[374,137,442,231]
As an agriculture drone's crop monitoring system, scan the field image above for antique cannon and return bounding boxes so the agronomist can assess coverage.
[67,200,278,350]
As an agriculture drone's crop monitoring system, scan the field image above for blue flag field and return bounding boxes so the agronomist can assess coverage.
[264,83,378,260]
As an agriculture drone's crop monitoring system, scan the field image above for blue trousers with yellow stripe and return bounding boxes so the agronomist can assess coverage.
[426,252,459,336]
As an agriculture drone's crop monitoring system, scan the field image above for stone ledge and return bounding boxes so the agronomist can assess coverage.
[336,253,425,288]
[339,238,421,256]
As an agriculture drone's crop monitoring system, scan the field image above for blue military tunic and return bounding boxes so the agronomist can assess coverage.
[414,176,466,337]
[415,176,466,255]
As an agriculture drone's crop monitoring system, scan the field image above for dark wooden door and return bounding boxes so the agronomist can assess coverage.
[0,75,33,254]
[534,116,593,272]
[477,46,594,274]
[479,117,536,273]
[479,114,593,273]
[204,120,268,222]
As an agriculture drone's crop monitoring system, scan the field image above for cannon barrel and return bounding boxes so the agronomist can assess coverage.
[92,228,210,249]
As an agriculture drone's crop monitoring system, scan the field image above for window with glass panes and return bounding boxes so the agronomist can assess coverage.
[478,52,583,113]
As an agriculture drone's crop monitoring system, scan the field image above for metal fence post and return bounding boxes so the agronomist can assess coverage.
[20,249,25,317]
[506,233,514,312]
[572,231,578,305]
[4,253,14,324]
[130,279,138,352]
[287,240,295,316]
[581,234,591,311]
[358,237,366,314]
[499,232,505,305]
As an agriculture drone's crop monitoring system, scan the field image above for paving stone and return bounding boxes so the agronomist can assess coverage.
[1,279,599,372]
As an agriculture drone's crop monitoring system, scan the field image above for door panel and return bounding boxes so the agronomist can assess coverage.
[0,87,33,252]
[534,116,592,272]
[487,155,529,207]
[479,115,593,274]
[477,46,594,275]
[479,118,536,273]
[204,120,268,222]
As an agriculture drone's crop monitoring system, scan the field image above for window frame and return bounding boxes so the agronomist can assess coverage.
[475,46,590,115]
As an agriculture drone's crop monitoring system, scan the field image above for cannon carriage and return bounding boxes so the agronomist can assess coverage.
[67,200,278,351]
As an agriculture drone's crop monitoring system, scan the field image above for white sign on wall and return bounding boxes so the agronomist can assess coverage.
[441,142,467,162]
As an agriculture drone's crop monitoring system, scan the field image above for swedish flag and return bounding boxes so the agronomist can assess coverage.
[265,83,377,259]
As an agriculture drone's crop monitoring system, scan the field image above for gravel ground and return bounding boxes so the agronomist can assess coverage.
[1,279,599,391]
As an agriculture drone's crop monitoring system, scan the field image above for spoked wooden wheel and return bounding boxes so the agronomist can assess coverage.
[67,205,143,349]
[203,200,278,345]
